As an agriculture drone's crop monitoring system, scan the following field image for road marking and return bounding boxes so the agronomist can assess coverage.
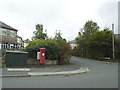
[7,68,30,71]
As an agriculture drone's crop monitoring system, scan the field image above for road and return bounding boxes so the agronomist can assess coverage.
[2,56,118,88]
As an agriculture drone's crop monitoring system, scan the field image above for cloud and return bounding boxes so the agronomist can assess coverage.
[97,1,118,33]
[118,1,120,34]
[0,0,119,41]
[0,0,66,39]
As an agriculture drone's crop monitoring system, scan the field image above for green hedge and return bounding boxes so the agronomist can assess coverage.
[24,39,61,60]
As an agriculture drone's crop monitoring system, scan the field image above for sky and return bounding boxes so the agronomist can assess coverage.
[0,0,119,41]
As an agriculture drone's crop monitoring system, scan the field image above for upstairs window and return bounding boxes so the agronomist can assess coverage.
[10,30,16,37]
[0,28,7,36]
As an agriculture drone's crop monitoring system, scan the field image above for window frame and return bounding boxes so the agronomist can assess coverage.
[10,30,16,37]
[0,28,7,36]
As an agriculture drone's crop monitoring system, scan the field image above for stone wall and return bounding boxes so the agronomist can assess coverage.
[27,59,58,66]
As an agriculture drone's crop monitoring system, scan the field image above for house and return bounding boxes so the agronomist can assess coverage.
[69,40,77,49]
[17,36,24,49]
[24,39,30,47]
[0,21,19,50]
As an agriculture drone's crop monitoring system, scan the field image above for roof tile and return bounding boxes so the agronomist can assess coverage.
[0,39,18,44]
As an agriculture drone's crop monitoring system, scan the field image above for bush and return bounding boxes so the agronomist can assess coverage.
[24,39,61,60]
[98,57,105,61]
[57,40,72,62]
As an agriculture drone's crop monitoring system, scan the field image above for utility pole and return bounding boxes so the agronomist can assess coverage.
[112,24,115,60]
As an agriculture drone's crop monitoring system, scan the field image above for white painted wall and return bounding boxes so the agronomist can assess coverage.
[24,43,28,47]
[0,43,1,49]
[70,44,77,49]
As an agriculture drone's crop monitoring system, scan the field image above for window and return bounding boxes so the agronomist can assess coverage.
[0,28,2,35]
[10,30,16,37]
[0,28,7,36]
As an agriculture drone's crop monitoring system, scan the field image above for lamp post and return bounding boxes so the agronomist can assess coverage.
[112,24,115,60]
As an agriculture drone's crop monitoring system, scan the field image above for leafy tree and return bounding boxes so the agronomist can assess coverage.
[88,28,113,60]
[75,20,99,58]
[54,30,66,42]
[74,25,120,60]
[32,24,47,40]
[83,20,99,38]
[53,30,71,61]
[80,20,100,40]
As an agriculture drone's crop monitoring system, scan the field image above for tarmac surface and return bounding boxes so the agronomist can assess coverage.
[1,56,85,77]
[1,56,119,88]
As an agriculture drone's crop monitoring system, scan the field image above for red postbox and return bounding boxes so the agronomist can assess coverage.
[40,48,46,65]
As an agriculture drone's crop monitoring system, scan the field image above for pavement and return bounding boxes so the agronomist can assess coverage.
[0,57,90,77]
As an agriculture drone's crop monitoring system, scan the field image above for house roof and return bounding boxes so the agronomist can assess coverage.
[17,35,24,40]
[24,39,30,43]
[0,21,18,31]
[17,35,24,43]
[0,39,18,44]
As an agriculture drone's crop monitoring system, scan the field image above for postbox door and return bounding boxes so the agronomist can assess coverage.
[40,50,45,63]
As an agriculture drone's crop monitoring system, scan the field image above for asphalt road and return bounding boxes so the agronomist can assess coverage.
[2,56,118,88]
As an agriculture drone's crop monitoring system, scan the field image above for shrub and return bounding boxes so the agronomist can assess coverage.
[24,39,61,60]
[57,40,72,62]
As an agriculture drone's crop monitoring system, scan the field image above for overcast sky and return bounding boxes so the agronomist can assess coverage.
[0,0,119,41]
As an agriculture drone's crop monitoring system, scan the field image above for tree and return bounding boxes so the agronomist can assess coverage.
[32,24,47,40]
[54,30,63,41]
[88,28,113,60]
[54,30,66,42]
[75,20,99,58]
[83,20,99,39]
[53,30,71,61]
[73,20,120,60]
